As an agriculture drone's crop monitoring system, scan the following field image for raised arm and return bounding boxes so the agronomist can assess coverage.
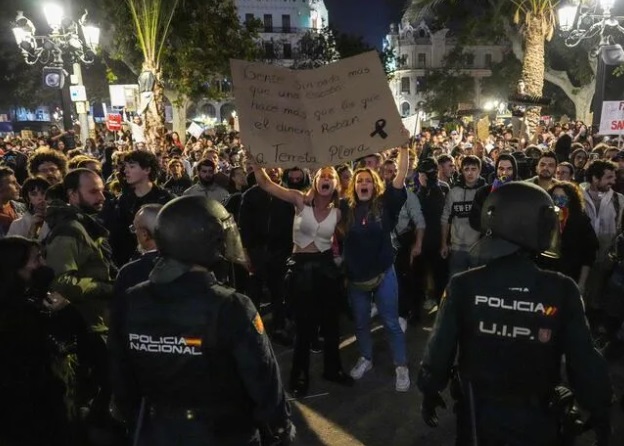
[248,153,304,210]
[393,128,411,189]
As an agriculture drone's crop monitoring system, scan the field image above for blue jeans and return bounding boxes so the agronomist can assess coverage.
[348,266,407,366]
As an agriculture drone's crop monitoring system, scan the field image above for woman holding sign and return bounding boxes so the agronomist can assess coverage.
[249,157,354,398]
[339,138,411,392]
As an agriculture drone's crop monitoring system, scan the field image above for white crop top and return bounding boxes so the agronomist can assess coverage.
[292,206,338,251]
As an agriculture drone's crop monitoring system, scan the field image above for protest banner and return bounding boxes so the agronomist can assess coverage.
[106,113,122,132]
[230,51,405,168]
[476,117,490,142]
[599,101,624,135]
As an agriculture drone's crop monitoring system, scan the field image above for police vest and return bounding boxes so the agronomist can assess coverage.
[123,272,254,428]
[454,256,568,399]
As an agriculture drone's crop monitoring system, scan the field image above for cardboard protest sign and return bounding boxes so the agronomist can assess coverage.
[599,101,624,135]
[230,51,405,168]
[476,117,490,142]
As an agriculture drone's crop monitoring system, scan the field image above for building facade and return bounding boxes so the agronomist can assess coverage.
[193,0,329,124]
[235,0,328,65]
[385,19,508,117]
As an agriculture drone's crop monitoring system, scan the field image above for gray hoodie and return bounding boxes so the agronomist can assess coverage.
[441,177,486,251]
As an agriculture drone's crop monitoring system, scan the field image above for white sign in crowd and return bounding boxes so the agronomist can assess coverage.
[599,100,624,135]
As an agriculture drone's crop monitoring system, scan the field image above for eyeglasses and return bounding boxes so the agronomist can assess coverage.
[129,224,137,234]
[38,166,59,174]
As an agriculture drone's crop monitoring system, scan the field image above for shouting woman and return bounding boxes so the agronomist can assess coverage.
[250,159,353,397]
[340,137,411,392]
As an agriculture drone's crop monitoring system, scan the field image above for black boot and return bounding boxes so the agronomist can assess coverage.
[289,372,309,398]
[322,370,355,387]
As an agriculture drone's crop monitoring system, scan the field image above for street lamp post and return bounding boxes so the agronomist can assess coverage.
[12,4,100,146]
[557,0,624,128]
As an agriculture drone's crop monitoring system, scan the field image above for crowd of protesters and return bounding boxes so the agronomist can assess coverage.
[1,115,624,445]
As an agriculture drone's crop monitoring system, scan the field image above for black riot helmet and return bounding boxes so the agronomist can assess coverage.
[480,182,558,255]
[154,195,246,268]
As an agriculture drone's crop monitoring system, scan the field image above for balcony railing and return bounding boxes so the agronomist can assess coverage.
[262,26,316,34]
[263,26,293,33]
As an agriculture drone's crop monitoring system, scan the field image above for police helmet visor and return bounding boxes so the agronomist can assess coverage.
[478,182,559,257]
[540,206,561,259]
[221,213,247,266]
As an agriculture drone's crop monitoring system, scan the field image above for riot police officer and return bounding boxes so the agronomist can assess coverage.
[109,195,295,446]
[417,182,613,445]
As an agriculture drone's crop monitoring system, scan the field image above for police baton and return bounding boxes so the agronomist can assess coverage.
[132,398,146,446]
[453,368,479,446]
[466,381,479,446]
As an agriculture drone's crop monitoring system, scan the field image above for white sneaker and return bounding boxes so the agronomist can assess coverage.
[398,317,407,333]
[395,366,410,392]
[350,357,373,380]
[370,303,378,318]
[423,298,436,311]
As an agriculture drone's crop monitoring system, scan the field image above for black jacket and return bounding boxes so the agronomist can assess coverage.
[417,180,449,252]
[108,186,173,267]
[538,212,598,281]
[0,294,69,445]
[238,185,294,252]
[114,251,159,298]
[417,253,612,443]
[163,176,193,197]
[109,267,291,444]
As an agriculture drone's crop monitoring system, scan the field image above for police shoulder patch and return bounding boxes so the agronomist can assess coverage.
[252,313,265,335]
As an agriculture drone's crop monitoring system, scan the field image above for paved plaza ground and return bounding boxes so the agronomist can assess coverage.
[271,312,624,446]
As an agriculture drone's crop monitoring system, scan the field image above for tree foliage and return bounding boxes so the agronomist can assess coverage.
[97,0,261,101]
[274,25,403,76]
[480,50,522,101]
[0,42,56,109]
[420,47,477,115]
[407,0,600,125]
[292,27,340,69]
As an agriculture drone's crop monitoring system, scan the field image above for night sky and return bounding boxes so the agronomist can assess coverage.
[324,0,407,48]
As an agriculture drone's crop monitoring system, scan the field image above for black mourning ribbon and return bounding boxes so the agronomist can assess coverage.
[370,119,388,139]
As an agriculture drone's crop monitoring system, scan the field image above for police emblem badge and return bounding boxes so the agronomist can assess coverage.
[538,328,552,343]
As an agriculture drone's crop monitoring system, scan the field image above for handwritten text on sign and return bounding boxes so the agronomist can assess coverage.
[230,51,404,168]
[599,101,624,135]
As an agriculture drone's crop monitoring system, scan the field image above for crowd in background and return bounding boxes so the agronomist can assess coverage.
[1,114,624,445]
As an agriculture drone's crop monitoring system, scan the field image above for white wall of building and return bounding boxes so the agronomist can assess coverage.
[235,0,328,29]
[235,0,328,65]
[385,19,508,117]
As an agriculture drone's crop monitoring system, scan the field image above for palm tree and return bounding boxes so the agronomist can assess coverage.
[126,0,179,150]
[512,0,558,134]
[407,0,560,136]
